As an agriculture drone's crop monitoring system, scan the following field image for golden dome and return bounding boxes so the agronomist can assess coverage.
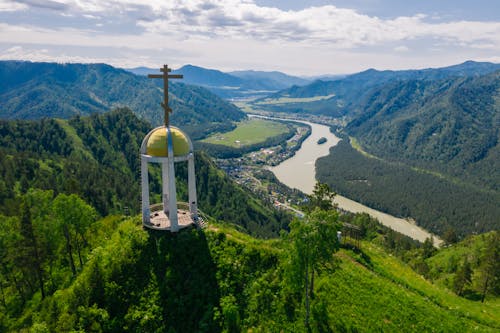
[144,126,191,157]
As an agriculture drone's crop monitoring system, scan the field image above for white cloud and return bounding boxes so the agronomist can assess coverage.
[4,1,500,48]
[394,46,409,52]
[0,44,161,68]
[0,0,27,11]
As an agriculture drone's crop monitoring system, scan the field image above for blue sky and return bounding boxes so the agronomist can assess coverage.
[0,0,499,75]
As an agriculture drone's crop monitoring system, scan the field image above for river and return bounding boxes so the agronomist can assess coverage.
[257,115,443,246]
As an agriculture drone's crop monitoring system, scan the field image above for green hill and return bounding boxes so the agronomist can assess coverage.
[1,212,498,332]
[0,61,245,139]
[426,231,500,300]
[0,108,498,332]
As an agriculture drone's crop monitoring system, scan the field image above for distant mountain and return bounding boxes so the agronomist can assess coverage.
[255,61,500,117]
[124,66,154,76]
[171,65,312,99]
[126,64,311,99]
[172,64,242,87]
[0,61,245,139]
[303,74,347,81]
[229,69,311,89]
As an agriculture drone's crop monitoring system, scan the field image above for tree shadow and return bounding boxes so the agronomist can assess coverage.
[146,227,221,332]
[461,289,483,302]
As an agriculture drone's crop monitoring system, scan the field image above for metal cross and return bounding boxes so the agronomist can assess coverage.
[148,64,183,127]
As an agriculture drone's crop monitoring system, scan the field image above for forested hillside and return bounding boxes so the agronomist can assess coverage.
[316,70,500,237]
[0,61,245,139]
[256,62,500,238]
[346,71,500,192]
[0,105,498,332]
[0,109,289,237]
[317,141,500,237]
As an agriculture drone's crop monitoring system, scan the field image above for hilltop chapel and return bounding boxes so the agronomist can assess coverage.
[140,64,200,231]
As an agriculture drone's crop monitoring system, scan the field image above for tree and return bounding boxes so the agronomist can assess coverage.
[453,259,472,296]
[422,237,436,259]
[52,194,97,276]
[308,181,336,212]
[19,198,45,299]
[443,227,459,245]
[479,232,500,302]
[285,209,340,330]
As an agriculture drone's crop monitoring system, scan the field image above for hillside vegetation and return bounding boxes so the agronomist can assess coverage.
[1,206,498,332]
[0,61,245,139]
[347,71,500,191]
[330,70,499,236]
[0,109,290,237]
[0,105,498,331]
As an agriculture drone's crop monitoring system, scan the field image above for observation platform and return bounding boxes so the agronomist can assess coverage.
[143,202,202,231]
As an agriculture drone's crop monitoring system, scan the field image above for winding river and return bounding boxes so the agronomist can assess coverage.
[256,115,443,246]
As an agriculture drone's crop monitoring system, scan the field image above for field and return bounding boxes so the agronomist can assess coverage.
[254,94,336,105]
[201,117,291,147]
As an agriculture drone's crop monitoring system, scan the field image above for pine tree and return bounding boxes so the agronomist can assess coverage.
[453,259,472,296]
[19,199,45,299]
[479,232,500,302]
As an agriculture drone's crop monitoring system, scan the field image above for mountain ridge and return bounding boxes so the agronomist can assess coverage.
[256,60,500,115]
[0,61,245,139]
[126,64,312,99]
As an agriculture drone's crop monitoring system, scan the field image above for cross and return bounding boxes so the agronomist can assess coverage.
[148,64,183,127]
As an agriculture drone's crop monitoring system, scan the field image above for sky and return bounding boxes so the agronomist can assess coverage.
[0,0,499,76]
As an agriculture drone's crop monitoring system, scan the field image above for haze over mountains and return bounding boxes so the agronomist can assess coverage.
[127,64,311,99]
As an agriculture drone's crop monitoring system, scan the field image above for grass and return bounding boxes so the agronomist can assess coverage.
[254,94,336,105]
[349,136,380,160]
[207,223,500,331]
[361,241,499,328]
[319,241,500,331]
[201,118,290,147]
[55,119,95,160]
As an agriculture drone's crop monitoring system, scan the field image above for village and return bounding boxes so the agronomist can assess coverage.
[214,124,311,217]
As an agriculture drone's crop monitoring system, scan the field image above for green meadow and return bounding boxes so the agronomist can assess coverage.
[201,117,290,147]
[255,94,336,105]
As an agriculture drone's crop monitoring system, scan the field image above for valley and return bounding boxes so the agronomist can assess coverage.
[0,60,499,332]
[211,110,443,245]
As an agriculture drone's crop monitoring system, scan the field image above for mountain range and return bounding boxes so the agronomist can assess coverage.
[127,64,311,99]
[0,61,245,139]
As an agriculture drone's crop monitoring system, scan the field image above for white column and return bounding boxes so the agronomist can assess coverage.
[162,162,169,214]
[141,156,150,225]
[166,127,179,231]
[188,153,198,220]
